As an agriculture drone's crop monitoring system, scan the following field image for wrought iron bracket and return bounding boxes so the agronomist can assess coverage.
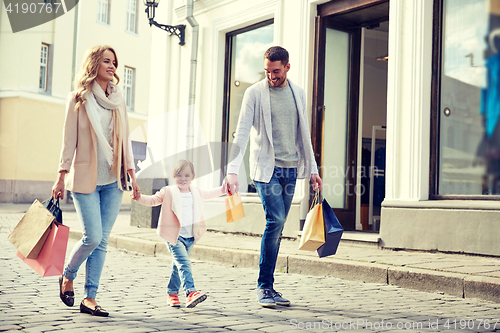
[148,19,185,46]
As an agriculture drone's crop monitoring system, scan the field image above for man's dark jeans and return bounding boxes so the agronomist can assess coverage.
[254,167,297,290]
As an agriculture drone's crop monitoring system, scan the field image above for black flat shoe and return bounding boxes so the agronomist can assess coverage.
[80,301,109,317]
[59,276,74,307]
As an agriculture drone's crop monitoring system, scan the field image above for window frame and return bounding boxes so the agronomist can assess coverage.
[429,0,500,200]
[124,66,135,111]
[220,19,274,186]
[39,43,49,92]
[97,0,110,25]
[126,0,138,33]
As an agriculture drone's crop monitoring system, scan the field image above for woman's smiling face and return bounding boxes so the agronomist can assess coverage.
[96,49,117,83]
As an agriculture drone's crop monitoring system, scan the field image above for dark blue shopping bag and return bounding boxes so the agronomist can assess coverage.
[316,198,343,258]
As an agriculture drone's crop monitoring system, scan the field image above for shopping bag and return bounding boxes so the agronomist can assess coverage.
[45,197,62,223]
[16,222,70,277]
[8,199,55,259]
[317,198,344,258]
[298,191,325,251]
[225,191,245,223]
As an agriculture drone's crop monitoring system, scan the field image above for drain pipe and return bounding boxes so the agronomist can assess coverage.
[186,0,198,159]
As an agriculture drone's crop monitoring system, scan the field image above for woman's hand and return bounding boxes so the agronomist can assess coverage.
[128,169,140,200]
[52,171,67,199]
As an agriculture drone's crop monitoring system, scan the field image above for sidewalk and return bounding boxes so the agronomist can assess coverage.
[3,202,500,304]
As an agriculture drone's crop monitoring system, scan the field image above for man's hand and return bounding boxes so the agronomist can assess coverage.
[224,173,239,194]
[311,174,322,191]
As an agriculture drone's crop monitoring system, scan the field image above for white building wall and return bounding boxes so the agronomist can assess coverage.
[0,1,151,203]
[384,0,433,203]
[142,0,319,235]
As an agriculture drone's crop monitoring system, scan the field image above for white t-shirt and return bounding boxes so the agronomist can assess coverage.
[179,192,194,238]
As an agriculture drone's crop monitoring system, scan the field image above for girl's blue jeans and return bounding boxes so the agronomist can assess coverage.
[254,167,297,290]
[166,236,196,297]
[63,182,123,299]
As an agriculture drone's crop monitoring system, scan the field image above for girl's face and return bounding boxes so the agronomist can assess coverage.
[174,165,194,193]
[96,49,117,84]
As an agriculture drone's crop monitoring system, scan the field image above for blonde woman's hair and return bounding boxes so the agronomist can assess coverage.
[172,160,195,179]
[73,45,120,111]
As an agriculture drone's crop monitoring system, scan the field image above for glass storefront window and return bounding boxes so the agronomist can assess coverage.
[223,20,274,193]
[437,0,498,195]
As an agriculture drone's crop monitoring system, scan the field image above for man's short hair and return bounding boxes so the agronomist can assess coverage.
[264,46,289,65]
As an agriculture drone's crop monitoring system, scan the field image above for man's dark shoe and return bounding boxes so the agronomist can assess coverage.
[272,290,290,306]
[257,288,276,308]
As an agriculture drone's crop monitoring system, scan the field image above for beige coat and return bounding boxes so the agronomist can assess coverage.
[58,91,135,194]
[135,184,224,244]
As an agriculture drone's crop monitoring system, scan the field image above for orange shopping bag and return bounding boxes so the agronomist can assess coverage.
[225,190,245,223]
[298,191,325,251]
[17,222,70,277]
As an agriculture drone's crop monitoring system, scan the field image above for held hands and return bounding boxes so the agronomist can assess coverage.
[127,169,141,201]
[223,173,239,194]
[311,174,323,191]
[129,178,141,201]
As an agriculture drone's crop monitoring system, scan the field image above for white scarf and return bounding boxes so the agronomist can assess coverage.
[84,81,122,166]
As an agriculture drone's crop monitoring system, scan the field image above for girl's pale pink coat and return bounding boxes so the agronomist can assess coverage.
[136,184,224,244]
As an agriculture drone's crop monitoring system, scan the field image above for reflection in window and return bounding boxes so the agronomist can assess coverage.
[437,0,500,195]
[223,20,274,193]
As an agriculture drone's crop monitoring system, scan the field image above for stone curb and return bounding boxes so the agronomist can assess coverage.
[68,232,500,303]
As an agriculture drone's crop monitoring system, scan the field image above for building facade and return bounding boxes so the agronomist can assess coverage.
[140,0,500,256]
[0,0,150,204]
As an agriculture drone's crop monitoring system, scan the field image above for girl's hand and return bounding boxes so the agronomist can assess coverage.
[222,183,229,194]
[130,187,141,200]
[130,179,140,200]
[127,169,140,200]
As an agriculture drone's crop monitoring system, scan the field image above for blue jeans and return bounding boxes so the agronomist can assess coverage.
[64,182,123,299]
[254,167,297,290]
[166,236,196,297]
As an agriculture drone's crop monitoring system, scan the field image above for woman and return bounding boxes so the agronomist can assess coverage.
[52,45,140,317]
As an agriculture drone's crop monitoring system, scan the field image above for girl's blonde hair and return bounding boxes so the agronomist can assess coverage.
[172,160,195,179]
[73,45,120,111]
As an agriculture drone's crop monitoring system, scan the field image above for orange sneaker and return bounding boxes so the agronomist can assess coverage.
[185,291,207,308]
[167,293,181,307]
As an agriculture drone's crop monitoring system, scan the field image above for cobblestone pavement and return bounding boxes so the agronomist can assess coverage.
[1,214,500,333]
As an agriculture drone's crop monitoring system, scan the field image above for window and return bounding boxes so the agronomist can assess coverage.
[431,0,498,198]
[124,67,135,110]
[126,0,138,33]
[39,43,49,91]
[222,20,274,192]
[97,0,110,25]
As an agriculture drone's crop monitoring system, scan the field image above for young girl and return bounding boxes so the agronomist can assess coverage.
[133,160,225,308]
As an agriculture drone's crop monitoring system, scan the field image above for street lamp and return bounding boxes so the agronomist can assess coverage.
[143,0,185,45]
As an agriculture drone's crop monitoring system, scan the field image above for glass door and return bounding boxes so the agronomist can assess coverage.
[312,16,361,230]
[222,20,274,192]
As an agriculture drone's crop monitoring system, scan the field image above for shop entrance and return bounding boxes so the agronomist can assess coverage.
[312,0,389,231]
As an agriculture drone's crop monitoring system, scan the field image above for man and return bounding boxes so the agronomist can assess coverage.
[225,46,322,307]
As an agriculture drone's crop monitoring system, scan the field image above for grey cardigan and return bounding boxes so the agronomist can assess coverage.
[227,78,319,183]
